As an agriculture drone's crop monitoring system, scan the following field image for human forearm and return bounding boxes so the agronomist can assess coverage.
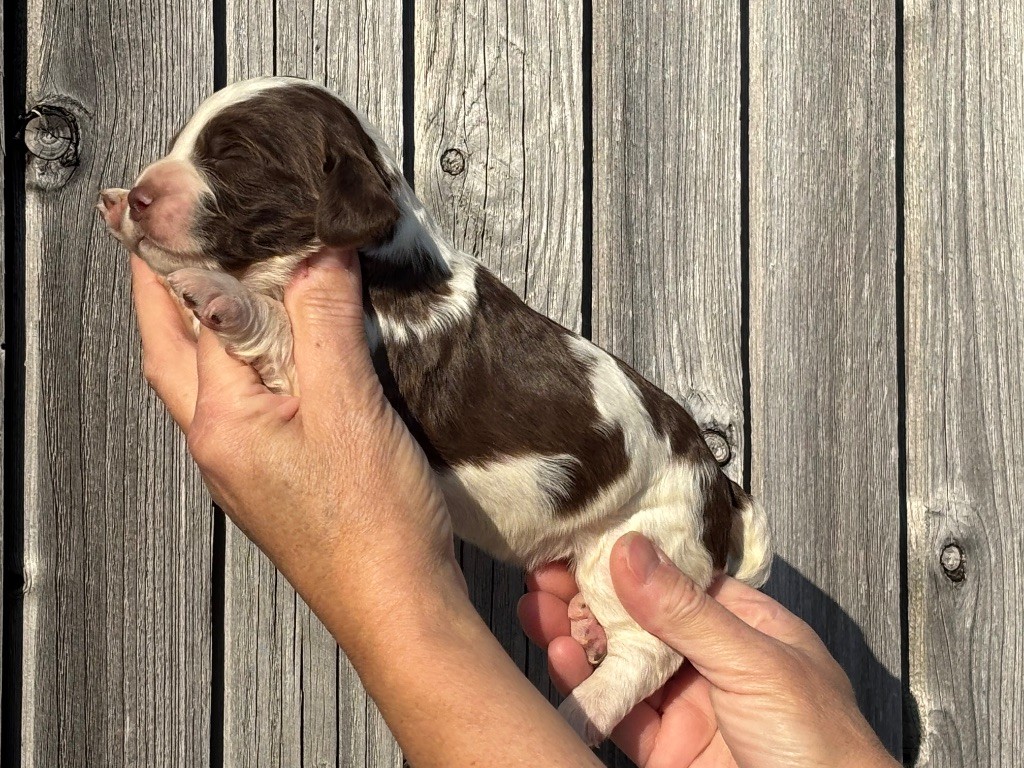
[836,736,901,768]
[320,568,600,767]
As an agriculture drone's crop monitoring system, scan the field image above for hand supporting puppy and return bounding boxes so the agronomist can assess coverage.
[519,533,900,768]
[133,249,457,619]
[131,248,602,767]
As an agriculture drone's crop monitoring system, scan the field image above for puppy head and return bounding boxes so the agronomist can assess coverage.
[98,78,401,274]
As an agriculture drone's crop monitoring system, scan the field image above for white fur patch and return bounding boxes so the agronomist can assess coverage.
[240,253,311,299]
[374,252,479,344]
[169,77,292,160]
[439,453,580,562]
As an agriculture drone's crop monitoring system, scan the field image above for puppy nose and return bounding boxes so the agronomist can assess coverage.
[127,186,154,220]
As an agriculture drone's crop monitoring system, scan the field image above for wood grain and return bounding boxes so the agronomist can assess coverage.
[21,1,214,766]
[749,0,901,756]
[413,0,583,727]
[905,1,1024,764]
[592,0,745,482]
[222,1,403,765]
[591,3,742,764]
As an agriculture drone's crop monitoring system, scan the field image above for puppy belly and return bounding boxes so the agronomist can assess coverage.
[434,452,615,566]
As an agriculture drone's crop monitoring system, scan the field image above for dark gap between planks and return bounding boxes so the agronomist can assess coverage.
[893,0,918,763]
[2,0,29,764]
[739,0,752,493]
[210,2,228,765]
[580,0,594,341]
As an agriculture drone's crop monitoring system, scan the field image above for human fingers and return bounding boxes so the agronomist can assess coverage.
[610,533,782,685]
[284,248,377,411]
[190,328,298,446]
[525,562,578,603]
[546,642,716,767]
[194,326,268,402]
[517,592,571,647]
[546,636,593,696]
[612,669,716,768]
[130,255,198,430]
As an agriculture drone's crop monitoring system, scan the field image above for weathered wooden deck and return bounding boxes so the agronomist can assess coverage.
[2,1,1022,766]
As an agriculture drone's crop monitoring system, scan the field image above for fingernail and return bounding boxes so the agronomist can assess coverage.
[625,533,661,585]
[291,249,356,287]
[308,247,356,273]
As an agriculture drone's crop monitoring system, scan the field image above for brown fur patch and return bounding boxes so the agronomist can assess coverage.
[370,266,630,515]
[190,83,400,269]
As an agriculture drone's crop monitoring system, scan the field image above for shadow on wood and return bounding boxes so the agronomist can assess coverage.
[767,557,919,765]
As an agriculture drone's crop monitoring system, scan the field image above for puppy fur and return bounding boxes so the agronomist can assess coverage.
[97,77,773,744]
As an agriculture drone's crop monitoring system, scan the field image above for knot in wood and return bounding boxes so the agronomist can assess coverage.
[440,148,466,176]
[701,429,732,465]
[22,105,79,165]
[940,543,965,582]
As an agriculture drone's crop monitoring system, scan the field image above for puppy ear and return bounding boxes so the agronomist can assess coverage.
[315,149,400,248]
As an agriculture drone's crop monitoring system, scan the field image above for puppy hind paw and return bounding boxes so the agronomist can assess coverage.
[568,594,607,665]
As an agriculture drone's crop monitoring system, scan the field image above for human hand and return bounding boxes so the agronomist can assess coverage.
[130,249,464,647]
[518,533,899,768]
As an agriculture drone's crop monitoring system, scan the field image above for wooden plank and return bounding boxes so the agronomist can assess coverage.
[591,3,741,765]
[222,1,403,765]
[748,0,901,756]
[592,0,745,478]
[905,1,1024,764]
[414,0,582,729]
[20,1,214,766]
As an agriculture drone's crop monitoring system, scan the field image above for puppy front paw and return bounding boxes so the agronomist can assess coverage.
[165,268,295,394]
[167,268,255,336]
[96,188,130,242]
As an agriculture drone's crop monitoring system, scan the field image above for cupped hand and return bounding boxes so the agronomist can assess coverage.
[130,249,463,641]
[518,533,899,768]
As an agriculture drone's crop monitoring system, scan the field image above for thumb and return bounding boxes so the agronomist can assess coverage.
[195,325,265,403]
[285,247,376,407]
[610,532,775,683]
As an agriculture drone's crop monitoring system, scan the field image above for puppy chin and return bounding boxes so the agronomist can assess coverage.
[134,237,219,277]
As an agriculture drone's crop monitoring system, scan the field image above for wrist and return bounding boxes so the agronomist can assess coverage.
[308,550,473,659]
[836,732,899,768]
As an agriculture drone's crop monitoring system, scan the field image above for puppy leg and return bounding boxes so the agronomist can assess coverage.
[558,626,681,745]
[560,517,714,745]
[166,268,296,393]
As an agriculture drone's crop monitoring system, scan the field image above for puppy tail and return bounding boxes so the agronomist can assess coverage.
[725,480,773,588]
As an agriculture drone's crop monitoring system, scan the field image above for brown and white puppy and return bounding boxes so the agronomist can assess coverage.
[97,77,772,745]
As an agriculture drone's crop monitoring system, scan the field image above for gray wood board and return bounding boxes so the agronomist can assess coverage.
[413,0,583,725]
[592,0,745,479]
[749,0,902,756]
[591,2,743,764]
[21,0,214,765]
[222,0,404,765]
[905,1,1024,765]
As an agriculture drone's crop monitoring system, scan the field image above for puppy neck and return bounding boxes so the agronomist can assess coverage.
[360,182,464,285]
